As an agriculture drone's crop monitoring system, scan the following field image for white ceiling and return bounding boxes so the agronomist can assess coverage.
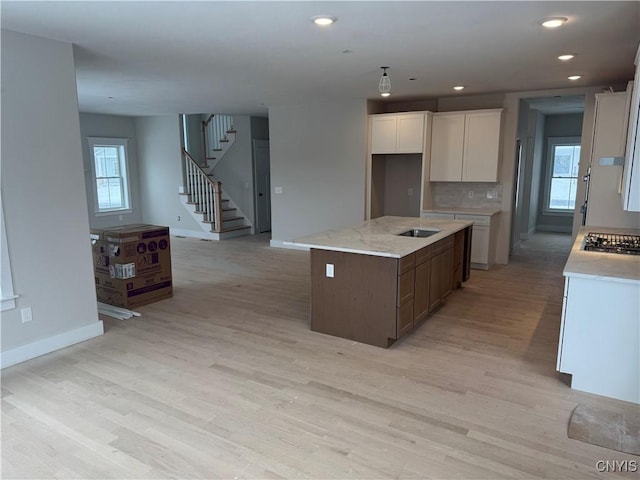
[2,1,639,116]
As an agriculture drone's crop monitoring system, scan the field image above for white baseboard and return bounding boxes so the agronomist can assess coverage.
[270,239,309,251]
[1,321,104,369]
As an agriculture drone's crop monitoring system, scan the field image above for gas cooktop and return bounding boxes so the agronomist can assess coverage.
[583,232,640,255]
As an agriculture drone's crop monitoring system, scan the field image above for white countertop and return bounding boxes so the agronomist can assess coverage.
[285,216,472,258]
[422,207,501,216]
[564,226,640,284]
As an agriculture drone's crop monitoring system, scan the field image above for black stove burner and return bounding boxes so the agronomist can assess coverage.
[583,232,640,255]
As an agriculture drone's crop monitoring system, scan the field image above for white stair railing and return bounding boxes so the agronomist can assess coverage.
[183,149,223,232]
[203,114,234,154]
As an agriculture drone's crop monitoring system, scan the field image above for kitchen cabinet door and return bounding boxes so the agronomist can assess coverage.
[397,268,415,336]
[469,225,489,264]
[371,114,425,154]
[371,116,398,154]
[396,114,425,153]
[430,114,464,181]
[429,247,453,311]
[413,260,431,321]
[463,111,501,181]
[622,46,640,211]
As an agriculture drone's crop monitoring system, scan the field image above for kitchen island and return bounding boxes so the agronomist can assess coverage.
[288,216,473,348]
[557,226,640,404]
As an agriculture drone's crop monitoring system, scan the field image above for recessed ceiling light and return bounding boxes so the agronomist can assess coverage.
[312,15,337,26]
[453,85,465,91]
[539,17,568,28]
[558,54,575,61]
[568,75,582,81]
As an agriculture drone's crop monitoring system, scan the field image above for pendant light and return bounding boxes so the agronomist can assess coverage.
[378,67,391,97]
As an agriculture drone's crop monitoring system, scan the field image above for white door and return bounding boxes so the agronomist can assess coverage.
[253,139,271,233]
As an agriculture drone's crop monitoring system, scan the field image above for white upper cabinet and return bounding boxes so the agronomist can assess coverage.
[430,109,502,182]
[429,114,465,181]
[622,46,640,211]
[370,113,425,154]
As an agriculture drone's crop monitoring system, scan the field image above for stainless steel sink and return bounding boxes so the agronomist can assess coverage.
[397,228,440,238]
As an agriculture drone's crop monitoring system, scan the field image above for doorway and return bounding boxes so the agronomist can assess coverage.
[253,139,271,233]
[510,95,584,254]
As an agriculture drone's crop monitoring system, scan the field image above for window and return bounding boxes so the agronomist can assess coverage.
[545,137,581,212]
[89,137,131,214]
[1,196,17,311]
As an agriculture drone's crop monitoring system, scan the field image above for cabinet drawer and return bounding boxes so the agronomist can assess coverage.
[398,253,416,274]
[420,212,455,220]
[454,213,490,226]
[431,236,453,257]
[415,245,432,265]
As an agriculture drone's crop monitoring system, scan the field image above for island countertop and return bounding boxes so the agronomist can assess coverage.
[564,226,640,284]
[285,216,473,258]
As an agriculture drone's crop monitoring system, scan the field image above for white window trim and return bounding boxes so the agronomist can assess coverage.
[543,136,582,215]
[88,137,132,215]
[1,195,18,311]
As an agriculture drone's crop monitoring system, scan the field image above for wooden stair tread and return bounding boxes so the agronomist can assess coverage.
[220,225,251,233]
[223,216,244,222]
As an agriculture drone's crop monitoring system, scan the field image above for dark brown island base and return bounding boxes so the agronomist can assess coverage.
[288,216,473,348]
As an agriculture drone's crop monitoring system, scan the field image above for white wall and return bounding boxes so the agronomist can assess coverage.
[269,100,367,244]
[79,113,143,228]
[135,116,203,234]
[383,154,422,217]
[213,116,255,227]
[1,30,103,366]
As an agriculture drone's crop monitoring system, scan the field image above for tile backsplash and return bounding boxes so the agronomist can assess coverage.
[430,182,503,209]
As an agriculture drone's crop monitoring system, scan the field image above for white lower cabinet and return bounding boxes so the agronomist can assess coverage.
[557,275,639,404]
[420,211,497,269]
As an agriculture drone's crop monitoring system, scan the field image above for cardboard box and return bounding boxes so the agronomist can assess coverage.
[90,224,172,309]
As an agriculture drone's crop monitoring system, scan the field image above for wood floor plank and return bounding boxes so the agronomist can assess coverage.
[2,232,637,479]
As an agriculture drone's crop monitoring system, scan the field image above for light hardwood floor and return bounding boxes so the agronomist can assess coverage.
[2,232,637,479]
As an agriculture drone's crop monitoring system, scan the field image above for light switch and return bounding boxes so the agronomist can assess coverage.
[326,263,334,278]
[274,186,283,194]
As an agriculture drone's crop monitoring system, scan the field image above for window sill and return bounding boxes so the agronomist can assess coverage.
[95,209,133,217]
[542,209,575,217]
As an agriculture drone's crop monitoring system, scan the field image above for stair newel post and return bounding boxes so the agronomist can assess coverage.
[208,183,214,223]
[213,181,223,233]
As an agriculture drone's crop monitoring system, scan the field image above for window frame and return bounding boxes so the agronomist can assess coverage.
[543,136,582,215]
[88,137,132,216]
[1,195,18,311]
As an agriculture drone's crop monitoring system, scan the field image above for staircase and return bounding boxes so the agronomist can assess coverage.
[179,114,252,239]
[201,114,235,171]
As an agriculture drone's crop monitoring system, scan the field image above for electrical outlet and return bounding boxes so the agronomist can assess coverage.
[118,215,123,221]
[487,189,497,199]
[407,188,414,196]
[21,307,32,323]
[177,215,181,222]
[274,186,283,194]
[326,263,334,278]
[468,191,474,198]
